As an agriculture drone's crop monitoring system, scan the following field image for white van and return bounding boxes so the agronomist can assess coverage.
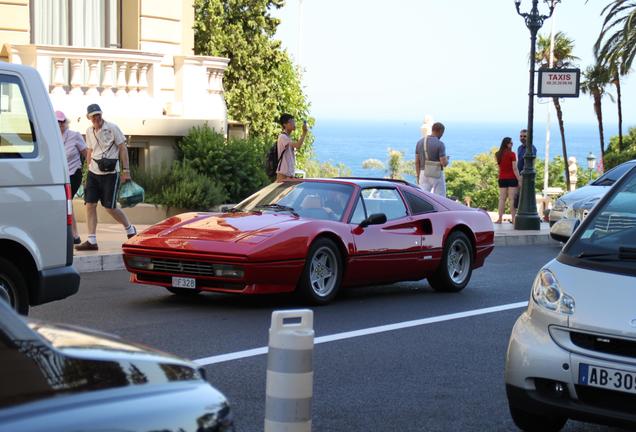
[0,62,79,314]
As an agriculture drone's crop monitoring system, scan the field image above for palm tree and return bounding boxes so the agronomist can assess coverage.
[594,0,636,152]
[535,31,579,186]
[581,63,612,162]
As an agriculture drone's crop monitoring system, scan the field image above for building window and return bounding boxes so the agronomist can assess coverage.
[31,0,121,48]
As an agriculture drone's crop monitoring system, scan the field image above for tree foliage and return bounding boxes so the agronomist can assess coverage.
[605,127,636,169]
[194,0,313,163]
[362,149,415,179]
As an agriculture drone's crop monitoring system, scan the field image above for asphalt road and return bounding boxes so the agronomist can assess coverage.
[32,245,626,432]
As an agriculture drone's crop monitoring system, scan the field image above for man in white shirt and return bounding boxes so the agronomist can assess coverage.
[76,104,136,251]
[276,113,308,182]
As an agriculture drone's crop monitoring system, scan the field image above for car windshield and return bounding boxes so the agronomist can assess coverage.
[591,161,636,186]
[564,167,636,270]
[234,181,354,221]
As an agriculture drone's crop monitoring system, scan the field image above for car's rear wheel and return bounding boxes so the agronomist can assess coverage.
[0,257,29,315]
[166,287,201,297]
[428,231,473,293]
[299,238,343,305]
[509,404,567,432]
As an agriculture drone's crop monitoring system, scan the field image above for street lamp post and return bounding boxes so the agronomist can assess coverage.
[587,152,596,181]
[513,0,560,230]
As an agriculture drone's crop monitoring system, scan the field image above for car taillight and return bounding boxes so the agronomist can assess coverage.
[65,183,73,225]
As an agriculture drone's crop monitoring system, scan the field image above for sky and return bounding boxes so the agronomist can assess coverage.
[273,0,636,125]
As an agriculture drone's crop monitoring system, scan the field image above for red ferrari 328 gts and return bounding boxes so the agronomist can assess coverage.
[123,178,494,304]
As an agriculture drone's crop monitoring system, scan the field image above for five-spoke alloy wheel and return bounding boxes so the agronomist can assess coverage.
[428,231,473,293]
[299,238,343,304]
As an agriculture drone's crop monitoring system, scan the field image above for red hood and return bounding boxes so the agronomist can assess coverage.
[147,211,299,242]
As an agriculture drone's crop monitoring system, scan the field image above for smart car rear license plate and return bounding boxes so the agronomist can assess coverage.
[172,277,196,289]
[579,363,636,394]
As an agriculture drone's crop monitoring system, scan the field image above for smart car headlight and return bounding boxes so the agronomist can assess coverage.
[532,269,575,315]
[552,199,566,212]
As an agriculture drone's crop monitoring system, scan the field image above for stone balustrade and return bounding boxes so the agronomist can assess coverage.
[8,44,163,99]
[2,44,230,135]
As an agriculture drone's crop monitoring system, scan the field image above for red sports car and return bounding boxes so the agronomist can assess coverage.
[123,178,494,304]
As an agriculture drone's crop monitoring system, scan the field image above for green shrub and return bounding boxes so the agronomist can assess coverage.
[178,124,270,202]
[157,161,227,210]
[604,127,636,170]
[131,164,172,204]
[304,159,352,178]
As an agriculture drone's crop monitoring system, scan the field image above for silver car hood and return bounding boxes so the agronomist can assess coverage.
[547,260,636,338]
[557,184,610,206]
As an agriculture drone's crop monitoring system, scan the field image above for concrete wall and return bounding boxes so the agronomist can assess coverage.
[0,0,30,61]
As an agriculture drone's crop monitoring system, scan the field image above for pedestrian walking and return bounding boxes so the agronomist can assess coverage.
[75,104,136,251]
[276,113,308,182]
[496,137,521,224]
[415,122,448,196]
[56,110,87,245]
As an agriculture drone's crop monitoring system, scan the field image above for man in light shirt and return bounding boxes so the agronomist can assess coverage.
[76,104,136,251]
[415,122,449,196]
[276,113,308,182]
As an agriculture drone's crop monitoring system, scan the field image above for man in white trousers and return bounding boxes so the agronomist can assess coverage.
[415,122,448,197]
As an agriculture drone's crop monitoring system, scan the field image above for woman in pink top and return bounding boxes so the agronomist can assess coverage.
[56,110,88,244]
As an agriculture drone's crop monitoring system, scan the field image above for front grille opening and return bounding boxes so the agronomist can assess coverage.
[571,332,636,359]
[136,273,245,291]
[576,385,636,413]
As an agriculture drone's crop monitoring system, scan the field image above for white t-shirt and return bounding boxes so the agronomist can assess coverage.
[85,120,126,175]
[276,133,294,177]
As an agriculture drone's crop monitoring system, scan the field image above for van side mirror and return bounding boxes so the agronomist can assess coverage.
[360,213,387,228]
[550,218,580,243]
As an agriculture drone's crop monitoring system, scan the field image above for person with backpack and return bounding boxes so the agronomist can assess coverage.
[275,113,308,182]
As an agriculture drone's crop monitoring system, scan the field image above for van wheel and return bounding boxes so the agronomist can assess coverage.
[0,258,29,315]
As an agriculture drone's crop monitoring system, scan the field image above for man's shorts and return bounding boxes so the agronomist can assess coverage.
[84,171,120,209]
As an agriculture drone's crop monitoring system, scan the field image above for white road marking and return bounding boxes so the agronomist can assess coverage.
[193,301,528,366]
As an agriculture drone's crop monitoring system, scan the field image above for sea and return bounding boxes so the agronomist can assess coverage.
[311,119,616,181]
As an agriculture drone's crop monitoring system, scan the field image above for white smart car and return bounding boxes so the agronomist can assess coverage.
[505,164,636,431]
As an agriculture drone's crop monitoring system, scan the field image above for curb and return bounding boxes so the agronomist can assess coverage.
[74,234,557,274]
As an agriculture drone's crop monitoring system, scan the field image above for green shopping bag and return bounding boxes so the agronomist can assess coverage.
[118,180,145,208]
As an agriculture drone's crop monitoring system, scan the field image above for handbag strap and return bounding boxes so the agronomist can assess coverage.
[421,135,429,162]
[92,128,116,157]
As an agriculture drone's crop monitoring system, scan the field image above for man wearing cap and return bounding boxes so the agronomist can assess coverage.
[76,104,136,251]
[56,110,87,245]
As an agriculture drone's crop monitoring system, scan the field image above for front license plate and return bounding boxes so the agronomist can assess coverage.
[172,277,196,289]
[579,363,636,394]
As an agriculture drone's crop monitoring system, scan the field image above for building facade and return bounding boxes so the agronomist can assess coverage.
[0,0,233,170]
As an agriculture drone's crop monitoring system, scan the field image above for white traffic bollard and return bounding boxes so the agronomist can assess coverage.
[265,309,314,432]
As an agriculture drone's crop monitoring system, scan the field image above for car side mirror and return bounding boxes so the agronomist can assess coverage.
[360,213,387,228]
[550,218,580,243]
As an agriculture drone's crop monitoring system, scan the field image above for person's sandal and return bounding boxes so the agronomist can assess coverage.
[75,241,98,251]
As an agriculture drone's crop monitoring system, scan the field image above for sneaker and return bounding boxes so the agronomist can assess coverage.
[73,236,81,245]
[75,241,98,251]
[127,225,137,239]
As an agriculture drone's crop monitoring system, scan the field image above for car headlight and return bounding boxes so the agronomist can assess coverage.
[125,255,154,270]
[532,269,575,315]
[552,199,566,212]
[214,264,244,278]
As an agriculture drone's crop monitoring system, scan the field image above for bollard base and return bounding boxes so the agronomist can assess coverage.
[265,418,312,432]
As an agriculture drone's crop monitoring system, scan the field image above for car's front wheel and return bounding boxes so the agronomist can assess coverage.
[509,404,567,432]
[428,231,473,292]
[0,257,29,315]
[299,238,343,305]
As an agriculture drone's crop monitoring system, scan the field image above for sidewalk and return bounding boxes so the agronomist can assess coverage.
[73,216,556,273]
